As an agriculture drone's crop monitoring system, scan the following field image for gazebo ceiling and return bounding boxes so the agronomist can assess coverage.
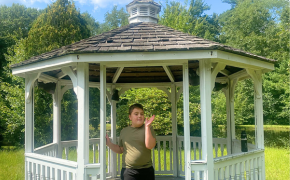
[11,22,275,84]
[43,61,242,83]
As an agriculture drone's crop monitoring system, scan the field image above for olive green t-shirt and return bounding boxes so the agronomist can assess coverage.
[119,124,156,169]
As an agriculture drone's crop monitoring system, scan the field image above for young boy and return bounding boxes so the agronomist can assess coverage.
[106,103,156,180]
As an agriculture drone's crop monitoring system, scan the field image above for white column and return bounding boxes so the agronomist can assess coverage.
[171,84,178,177]
[25,79,34,154]
[224,79,237,155]
[110,88,117,177]
[100,64,107,180]
[53,81,62,158]
[182,64,191,180]
[199,59,214,180]
[247,69,265,180]
[77,63,90,180]
[25,73,39,180]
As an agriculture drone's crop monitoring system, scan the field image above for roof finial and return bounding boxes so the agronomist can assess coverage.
[126,0,161,24]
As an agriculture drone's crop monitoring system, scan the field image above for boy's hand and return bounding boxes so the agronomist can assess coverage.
[145,115,155,127]
[106,134,111,146]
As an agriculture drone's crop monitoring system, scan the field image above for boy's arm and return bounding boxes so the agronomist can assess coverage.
[106,134,123,154]
[145,115,157,149]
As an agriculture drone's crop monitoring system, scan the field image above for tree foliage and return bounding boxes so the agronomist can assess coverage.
[0,4,40,78]
[97,5,129,34]
[159,0,220,41]
[0,0,289,147]
[23,0,90,58]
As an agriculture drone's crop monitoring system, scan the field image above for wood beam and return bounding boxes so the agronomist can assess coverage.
[163,66,175,82]
[39,73,58,83]
[112,67,124,83]
[219,69,230,76]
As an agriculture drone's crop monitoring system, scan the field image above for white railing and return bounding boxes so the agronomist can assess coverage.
[61,138,112,177]
[25,153,77,180]
[153,136,173,175]
[177,136,228,176]
[214,149,264,180]
[34,142,57,157]
[32,136,261,179]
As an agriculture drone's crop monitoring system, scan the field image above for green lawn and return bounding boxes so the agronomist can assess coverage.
[1,147,289,180]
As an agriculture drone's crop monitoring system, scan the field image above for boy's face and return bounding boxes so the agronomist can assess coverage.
[129,108,145,128]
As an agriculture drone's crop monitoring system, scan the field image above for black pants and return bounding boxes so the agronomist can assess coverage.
[121,166,155,180]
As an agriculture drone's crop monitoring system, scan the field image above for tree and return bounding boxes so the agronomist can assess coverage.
[81,12,100,36]
[98,5,129,34]
[2,0,93,146]
[159,0,220,41]
[0,4,40,78]
[219,0,290,125]
[23,0,90,58]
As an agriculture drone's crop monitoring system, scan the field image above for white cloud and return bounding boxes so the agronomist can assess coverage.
[82,0,132,9]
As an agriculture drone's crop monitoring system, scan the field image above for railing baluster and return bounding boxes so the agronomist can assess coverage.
[240,161,244,180]
[158,141,161,171]
[169,140,172,171]
[225,166,230,180]
[246,159,250,180]
[221,144,224,157]
[250,159,254,180]
[254,158,258,180]
[193,141,196,160]
[93,144,96,163]
[50,167,54,180]
[258,156,262,180]
[97,144,100,163]
[235,162,240,180]
[163,140,166,171]
[214,169,219,180]
[65,147,69,160]
[215,143,219,158]
[199,141,202,160]
[45,166,49,180]
[220,167,225,180]
[230,164,235,180]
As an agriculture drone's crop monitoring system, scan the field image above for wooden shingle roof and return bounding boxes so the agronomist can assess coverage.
[11,22,275,68]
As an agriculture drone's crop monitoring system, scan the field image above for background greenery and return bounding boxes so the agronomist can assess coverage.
[0,0,289,149]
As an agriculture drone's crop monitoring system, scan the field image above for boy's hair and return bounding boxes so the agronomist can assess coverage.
[129,103,144,114]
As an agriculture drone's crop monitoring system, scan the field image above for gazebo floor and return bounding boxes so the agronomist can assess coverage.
[107,176,186,180]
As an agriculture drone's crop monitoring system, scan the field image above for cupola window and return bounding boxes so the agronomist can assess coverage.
[140,7,148,16]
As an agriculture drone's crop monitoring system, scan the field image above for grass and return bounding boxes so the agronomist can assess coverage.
[1,147,289,180]
[0,148,25,180]
[237,125,290,131]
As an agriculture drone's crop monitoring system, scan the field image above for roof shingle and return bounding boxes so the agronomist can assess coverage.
[11,22,276,68]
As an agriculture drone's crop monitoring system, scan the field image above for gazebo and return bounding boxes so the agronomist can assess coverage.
[11,0,275,180]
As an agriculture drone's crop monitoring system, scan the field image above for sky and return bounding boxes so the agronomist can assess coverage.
[0,0,232,23]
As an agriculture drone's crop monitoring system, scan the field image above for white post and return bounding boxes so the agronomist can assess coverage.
[182,64,191,180]
[199,59,214,180]
[100,64,107,180]
[224,79,237,155]
[246,69,265,180]
[53,81,62,158]
[25,73,39,180]
[110,87,117,177]
[25,79,35,153]
[77,63,90,180]
[171,84,178,177]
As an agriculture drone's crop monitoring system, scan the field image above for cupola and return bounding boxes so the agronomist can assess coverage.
[126,0,161,24]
